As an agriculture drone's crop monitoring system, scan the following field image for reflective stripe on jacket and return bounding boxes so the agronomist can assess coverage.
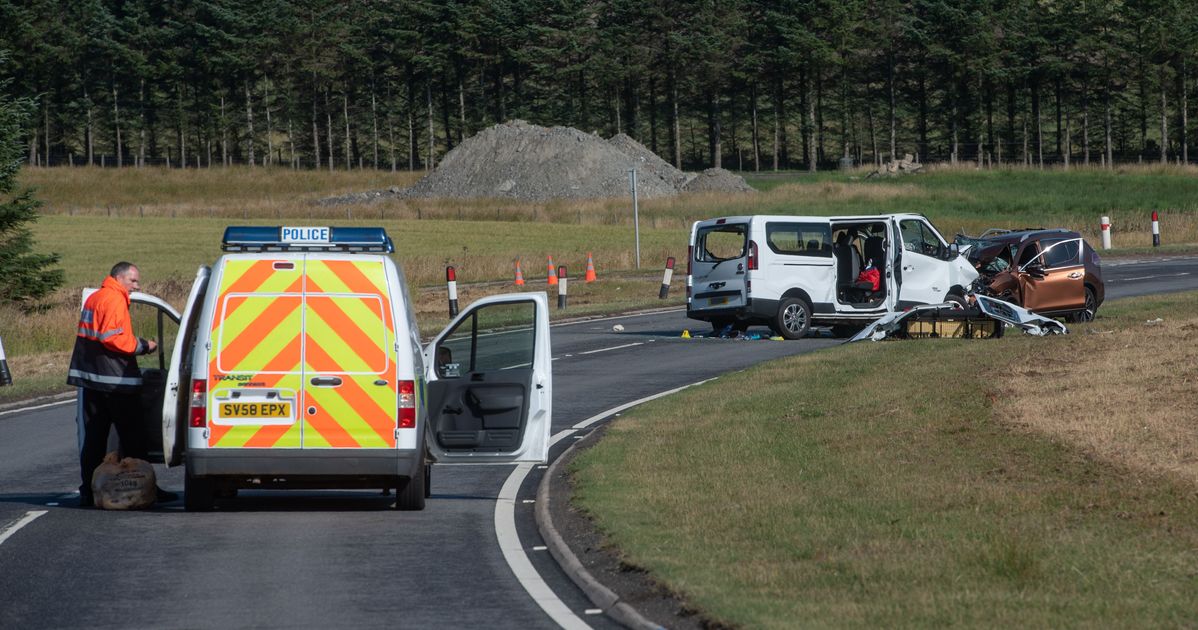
[67,276,148,392]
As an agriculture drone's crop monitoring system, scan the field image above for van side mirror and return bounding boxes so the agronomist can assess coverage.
[949,243,960,257]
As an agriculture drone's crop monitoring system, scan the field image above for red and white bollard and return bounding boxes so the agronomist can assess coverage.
[557,265,567,309]
[446,266,459,317]
[659,257,675,299]
[1152,211,1161,247]
[1100,216,1112,250]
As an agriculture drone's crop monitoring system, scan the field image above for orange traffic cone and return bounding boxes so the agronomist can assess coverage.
[514,260,525,286]
[547,256,558,286]
[584,252,597,283]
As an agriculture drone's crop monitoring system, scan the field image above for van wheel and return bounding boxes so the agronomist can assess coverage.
[184,469,216,512]
[396,454,427,511]
[423,464,432,498]
[774,298,812,340]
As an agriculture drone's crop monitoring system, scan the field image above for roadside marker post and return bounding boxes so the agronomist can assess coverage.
[1152,211,1161,247]
[659,257,675,299]
[1101,216,1112,250]
[557,266,567,310]
[446,266,459,317]
[0,336,10,386]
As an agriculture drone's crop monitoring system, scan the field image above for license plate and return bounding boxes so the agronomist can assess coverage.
[709,296,729,306]
[219,402,291,419]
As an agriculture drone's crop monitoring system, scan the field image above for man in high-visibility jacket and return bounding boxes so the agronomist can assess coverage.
[68,262,173,506]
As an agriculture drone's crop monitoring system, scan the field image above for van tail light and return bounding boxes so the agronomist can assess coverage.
[687,245,694,299]
[747,240,759,270]
[189,379,207,428]
[398,380,416,429]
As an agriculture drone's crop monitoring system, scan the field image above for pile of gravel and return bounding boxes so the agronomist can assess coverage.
[401,121,677,201]
[683,167,757,194]
[606,133,694,190]
[317,121,756,204]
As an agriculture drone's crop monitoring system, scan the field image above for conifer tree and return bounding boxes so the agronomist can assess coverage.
[0,51,62,307]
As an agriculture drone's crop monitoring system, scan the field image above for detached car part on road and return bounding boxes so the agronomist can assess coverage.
[87,226,553,512]
[686,214,979,339]
[956,228,1104,322]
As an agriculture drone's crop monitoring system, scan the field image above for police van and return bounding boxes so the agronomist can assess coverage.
[123,226,551,511]
[687,214,978,338]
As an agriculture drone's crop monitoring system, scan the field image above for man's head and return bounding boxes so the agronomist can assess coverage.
[110,262,141,293]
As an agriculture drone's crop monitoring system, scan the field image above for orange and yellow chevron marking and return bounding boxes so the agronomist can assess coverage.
[216,296,303,373]
[205,256,399,450]
[304,296,388,372]
[302,335,395,448]
[305,260,394,332]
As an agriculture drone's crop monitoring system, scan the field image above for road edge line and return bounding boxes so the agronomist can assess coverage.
[0,510,48,547]
[534,380,717,630]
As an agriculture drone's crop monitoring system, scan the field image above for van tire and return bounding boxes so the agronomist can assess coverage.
[396,452,427,511]
[423,464,432,498]
[774,298,812,340]
[184,469,216,512]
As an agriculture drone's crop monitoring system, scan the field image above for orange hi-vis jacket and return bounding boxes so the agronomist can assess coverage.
[67,276,150,392]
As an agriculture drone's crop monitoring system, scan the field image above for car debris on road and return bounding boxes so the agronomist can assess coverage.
[848,294,1068,342]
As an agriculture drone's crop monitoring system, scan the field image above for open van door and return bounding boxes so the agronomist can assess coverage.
[76,288,182,464]
[423,292,551,464]
[161,266,211,466]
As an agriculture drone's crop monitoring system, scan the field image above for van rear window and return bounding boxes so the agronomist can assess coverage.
[766,222,832,257]
[695,224,747,262]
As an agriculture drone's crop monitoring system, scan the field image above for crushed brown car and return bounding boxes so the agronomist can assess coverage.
[955,228,1104,322]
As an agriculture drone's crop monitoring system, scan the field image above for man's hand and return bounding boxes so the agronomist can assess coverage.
[145,339,158,354]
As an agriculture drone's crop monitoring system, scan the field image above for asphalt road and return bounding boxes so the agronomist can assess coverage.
[1,255,1195,629]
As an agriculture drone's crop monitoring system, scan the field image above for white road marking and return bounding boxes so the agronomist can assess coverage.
[533,545,548,551]
[45,503,58,507]
[577,342,643,355]
[584,609,603,615]
[495,464,591,630]
[0,510,47,547]
[496,378,720,629]
[1110,272,1190,282]
[0,399,72,418]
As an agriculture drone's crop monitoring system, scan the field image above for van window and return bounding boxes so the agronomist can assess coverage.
[765,222,832,257]
[215,294,303,374]
[303,295,388,374]
[437,301,536,377]
[900,220,946,258]
[695,224,747,262]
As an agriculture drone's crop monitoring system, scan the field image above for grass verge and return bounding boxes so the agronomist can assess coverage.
[571,291,1198,628]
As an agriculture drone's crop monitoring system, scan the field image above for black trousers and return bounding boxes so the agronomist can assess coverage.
[79,388,147,496]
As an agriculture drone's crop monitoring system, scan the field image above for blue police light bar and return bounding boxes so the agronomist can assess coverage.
[221,226,394,253]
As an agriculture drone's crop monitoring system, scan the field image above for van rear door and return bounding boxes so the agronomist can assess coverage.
[424,293,551,464]
[300,256,398,449]
[207,256,304,449]
[690,222,749,313]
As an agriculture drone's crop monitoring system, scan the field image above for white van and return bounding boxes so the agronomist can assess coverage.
[686,214,978,338]
[125,226,552,511]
